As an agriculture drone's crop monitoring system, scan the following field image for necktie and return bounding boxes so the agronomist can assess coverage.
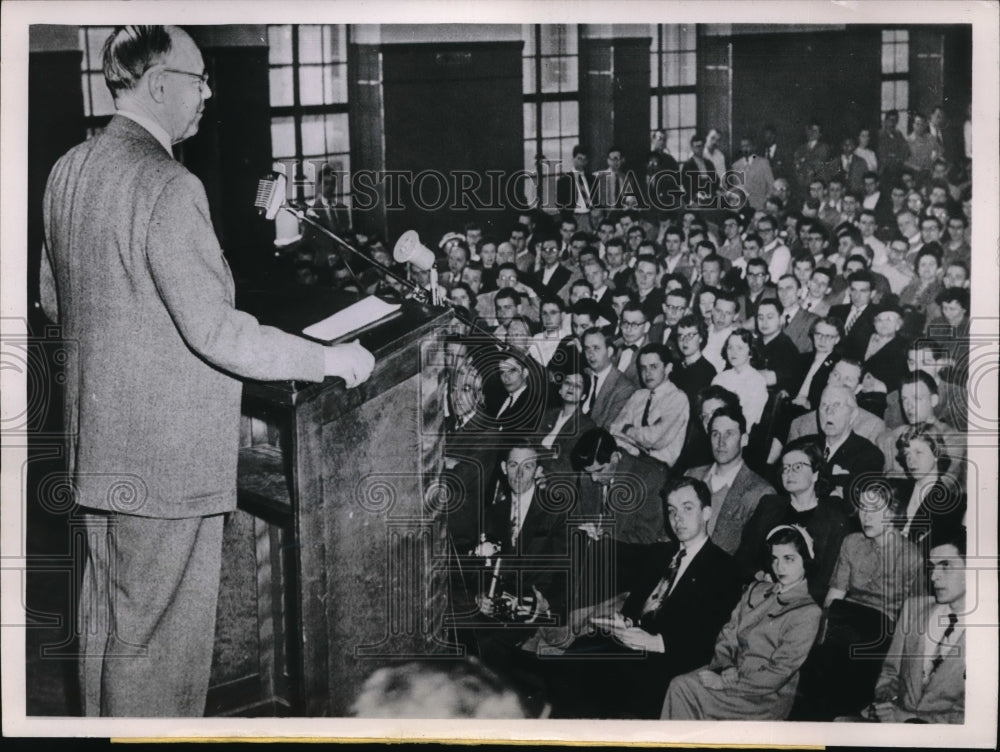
[640,548,687,628]
[783,312,791,328]
[509,493,522,546]
[641,389,655,427]
[844,306,861,333]
[496,395,513,418]
[928,612,958,682]
[586,372,600,414]
[823,444,831,463]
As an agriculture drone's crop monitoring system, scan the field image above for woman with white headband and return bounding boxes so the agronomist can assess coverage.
[661,524,821,720]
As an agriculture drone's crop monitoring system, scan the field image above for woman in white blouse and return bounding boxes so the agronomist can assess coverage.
[711,329,768,429]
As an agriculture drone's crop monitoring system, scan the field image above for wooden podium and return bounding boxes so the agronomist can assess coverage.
[206,286,457,716]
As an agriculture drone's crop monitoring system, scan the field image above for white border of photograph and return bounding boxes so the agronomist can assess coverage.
[2,0,997,745]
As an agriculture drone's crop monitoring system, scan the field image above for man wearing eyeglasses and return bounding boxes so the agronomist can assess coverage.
[737,257,777,329]
[613,302,652,386]
[39,26,375,716]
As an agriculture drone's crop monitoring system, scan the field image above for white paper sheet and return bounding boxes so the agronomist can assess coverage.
[302,295,401,342]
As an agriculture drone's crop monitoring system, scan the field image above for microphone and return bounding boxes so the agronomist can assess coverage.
[254,172,441,307]
[254,171,287,221]
[393,230,436,271]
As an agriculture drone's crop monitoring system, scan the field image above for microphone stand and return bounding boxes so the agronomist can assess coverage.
[280,204,438,308]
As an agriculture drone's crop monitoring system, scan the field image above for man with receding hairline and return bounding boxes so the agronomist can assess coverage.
[40,26,374,715]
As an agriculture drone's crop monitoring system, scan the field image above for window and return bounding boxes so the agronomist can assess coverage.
[268,25,351,213]
[881,29,909,133]
[650,24,698,160]
[523,24,580,177]
[79,26,116,138]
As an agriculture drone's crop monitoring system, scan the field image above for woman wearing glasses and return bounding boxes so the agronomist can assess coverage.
[734,437,849,606]
[790,315,844,411]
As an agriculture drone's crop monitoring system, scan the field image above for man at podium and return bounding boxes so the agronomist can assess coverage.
[39,25,375,717]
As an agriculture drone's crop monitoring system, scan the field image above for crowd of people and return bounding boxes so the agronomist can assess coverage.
[296,112,972,723]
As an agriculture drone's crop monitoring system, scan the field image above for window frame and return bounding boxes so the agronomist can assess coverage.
[522,24,582,178]
[267,24,352,211]
[649,24,699,161]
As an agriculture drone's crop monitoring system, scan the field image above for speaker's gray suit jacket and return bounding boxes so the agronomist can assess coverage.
[41,115,326,518]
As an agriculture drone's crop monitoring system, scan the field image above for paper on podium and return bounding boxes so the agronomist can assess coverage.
[302,295,401,342]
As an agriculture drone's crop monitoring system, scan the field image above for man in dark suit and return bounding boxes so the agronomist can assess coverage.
[633,254,666,322]
[737,258,777,326]
[466,441,572,672]
[828,271,878,359]
[831,136,868,194]
[536,477,741,719]
[681,133,719,205]
[804,385,885,505]
[756,299,804,394]
[528,234,573,300]
[581,258,615,320]
[684,406,775,555]
[483,351,548,435]
[39,26,376,717]
[793,121,831,194]
[761,123,787,179]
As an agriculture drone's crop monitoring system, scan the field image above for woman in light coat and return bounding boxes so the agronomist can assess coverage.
[661,525,822,720]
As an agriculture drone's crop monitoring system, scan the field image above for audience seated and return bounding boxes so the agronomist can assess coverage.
[428,97,973,723]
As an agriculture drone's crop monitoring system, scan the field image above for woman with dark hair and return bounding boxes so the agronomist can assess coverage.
[535,370,595,473]
[889,426,966,547]
[448,281,478,314]
[734,437,849,605]
[899,243,944,320]
[711,329,768,429]
[791,315,844,411]
[661,525,822,720]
